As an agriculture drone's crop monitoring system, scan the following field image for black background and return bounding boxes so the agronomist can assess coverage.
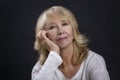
[1,0,120,80]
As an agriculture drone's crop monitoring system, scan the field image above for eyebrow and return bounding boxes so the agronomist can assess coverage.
[47,19,68,25]
[47,23,55,26]
[61,20,68,22]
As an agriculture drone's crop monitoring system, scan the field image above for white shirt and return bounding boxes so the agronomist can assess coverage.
[31,50,110,80]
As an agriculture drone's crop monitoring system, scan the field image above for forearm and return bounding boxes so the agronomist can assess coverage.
[32,51,62,80]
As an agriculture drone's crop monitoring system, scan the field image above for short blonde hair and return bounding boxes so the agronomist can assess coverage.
[34,6,88,65]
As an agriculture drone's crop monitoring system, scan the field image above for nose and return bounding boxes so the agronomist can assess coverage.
[57,26,64,35]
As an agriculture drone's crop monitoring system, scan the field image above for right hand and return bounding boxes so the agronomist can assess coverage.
[37,30,60,54]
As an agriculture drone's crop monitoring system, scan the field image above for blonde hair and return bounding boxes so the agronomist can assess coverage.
[34,6,88,65]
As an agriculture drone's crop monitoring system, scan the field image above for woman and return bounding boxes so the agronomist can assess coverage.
[32,6,110,80]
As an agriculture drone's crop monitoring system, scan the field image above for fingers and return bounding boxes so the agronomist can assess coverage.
[37,30,48,41]
[42,30,48,40]
[37,30,43,41]
[37,30,60,53]
[37,30,50,50]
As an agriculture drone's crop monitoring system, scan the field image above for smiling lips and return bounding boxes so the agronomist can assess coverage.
[57,36,67,41]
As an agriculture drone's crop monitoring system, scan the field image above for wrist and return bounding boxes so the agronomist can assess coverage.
[51,48,60,54]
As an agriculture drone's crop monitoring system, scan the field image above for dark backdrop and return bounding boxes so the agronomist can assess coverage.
[1,0,120,80]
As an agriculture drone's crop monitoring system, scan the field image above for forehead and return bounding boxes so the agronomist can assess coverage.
[45,14,69,24]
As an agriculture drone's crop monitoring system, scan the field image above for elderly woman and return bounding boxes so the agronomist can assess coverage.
[32,6,110,80]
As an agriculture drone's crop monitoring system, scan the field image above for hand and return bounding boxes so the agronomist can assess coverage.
[37,30,60,54]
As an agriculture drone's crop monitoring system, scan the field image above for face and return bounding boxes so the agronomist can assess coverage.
[44,15,74,49]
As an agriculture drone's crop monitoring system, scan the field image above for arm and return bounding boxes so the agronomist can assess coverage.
[88,54,110,80]
[32,51,62,80]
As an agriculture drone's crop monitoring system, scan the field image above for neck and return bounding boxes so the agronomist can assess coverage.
[60,43,73,67]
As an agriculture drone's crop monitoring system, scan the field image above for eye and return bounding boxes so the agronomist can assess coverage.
[48,25,55,30]
[62,22,68,26]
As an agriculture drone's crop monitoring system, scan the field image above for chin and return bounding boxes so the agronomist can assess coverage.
[58,42,72,49]
[56,38,73,49]
[59,45,67,49]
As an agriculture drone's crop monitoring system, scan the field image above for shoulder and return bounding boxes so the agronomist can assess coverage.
[87,50,105,62]
[85,50,107,69]
[84,51,110,80]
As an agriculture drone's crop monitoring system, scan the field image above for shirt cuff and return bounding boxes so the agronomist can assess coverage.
[49,51,63,66]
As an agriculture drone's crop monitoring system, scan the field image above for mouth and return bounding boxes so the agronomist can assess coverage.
[57,37,67,41]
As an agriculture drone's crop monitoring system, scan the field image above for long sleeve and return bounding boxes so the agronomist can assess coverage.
[88,52,110,80]
[31,51,63,80]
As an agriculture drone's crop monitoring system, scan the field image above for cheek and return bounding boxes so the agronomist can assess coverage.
[66,27,74,39]
[47,30,57,40]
